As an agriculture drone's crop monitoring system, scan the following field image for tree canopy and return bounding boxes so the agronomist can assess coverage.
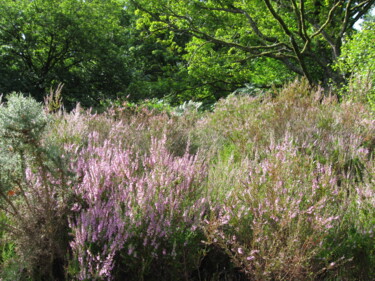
[0,0,135,105]
[0,0,374,106]
[132,0,375,87]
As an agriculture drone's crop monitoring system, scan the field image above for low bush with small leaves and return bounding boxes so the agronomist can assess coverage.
[0,94,73,280]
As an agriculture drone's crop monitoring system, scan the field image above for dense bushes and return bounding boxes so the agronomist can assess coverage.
[0,81,374,280]
[0,94,72,280]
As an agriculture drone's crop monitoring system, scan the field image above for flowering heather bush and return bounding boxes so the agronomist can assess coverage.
[1,81,373,280]
[204,134,344,280]
[69,133,207,280]
[47,103,112,148]
[320,155,375,280]
[198,80,375,280]
[50,102,200,159]
[196,79,375,179]
[106,105,200,156]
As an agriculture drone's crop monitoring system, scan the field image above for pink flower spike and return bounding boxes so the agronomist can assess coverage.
[250,249,260,255]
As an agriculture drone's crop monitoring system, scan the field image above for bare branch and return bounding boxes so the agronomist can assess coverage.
[0,189,23,221]
[0,221,21,235]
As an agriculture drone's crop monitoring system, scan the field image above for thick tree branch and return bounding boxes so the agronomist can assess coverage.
[348,1,375,26]
[310,1,343,40]
[339,0,354,38]
[262,0,313,83]
[299,0,309,40]
[276,56,304,76]
[290,0,306,41]
[351,0,375,11]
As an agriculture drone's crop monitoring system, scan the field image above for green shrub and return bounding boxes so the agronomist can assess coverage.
[0,93,73,280]
[335,22,375,112]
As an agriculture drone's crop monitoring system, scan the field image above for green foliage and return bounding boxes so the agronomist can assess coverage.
[0,242,29,281]
[182,37,294,99]
[319,185,375,280]
[0,0,135,106]
[131,0,374,91]
[125,18,194,103]
[0,0,374,107]
[335,22,375,112]
[0,93,72,280]
[0,93,49,147]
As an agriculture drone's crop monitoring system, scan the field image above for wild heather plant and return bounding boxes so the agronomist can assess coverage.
[1,80,373,280]
[196,79,375,176]
[0,94,72,280]
[53,101,200,158]
[198,80,374,280]
[107,104,200,156]
[205,134,344,280]
[44,83,64,114]
[69,133,207,280]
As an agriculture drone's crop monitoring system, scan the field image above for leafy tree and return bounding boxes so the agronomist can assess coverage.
[0,0,134,106]
[335,21,375,109]
[125,8,194,103]
[131,0,375,89]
